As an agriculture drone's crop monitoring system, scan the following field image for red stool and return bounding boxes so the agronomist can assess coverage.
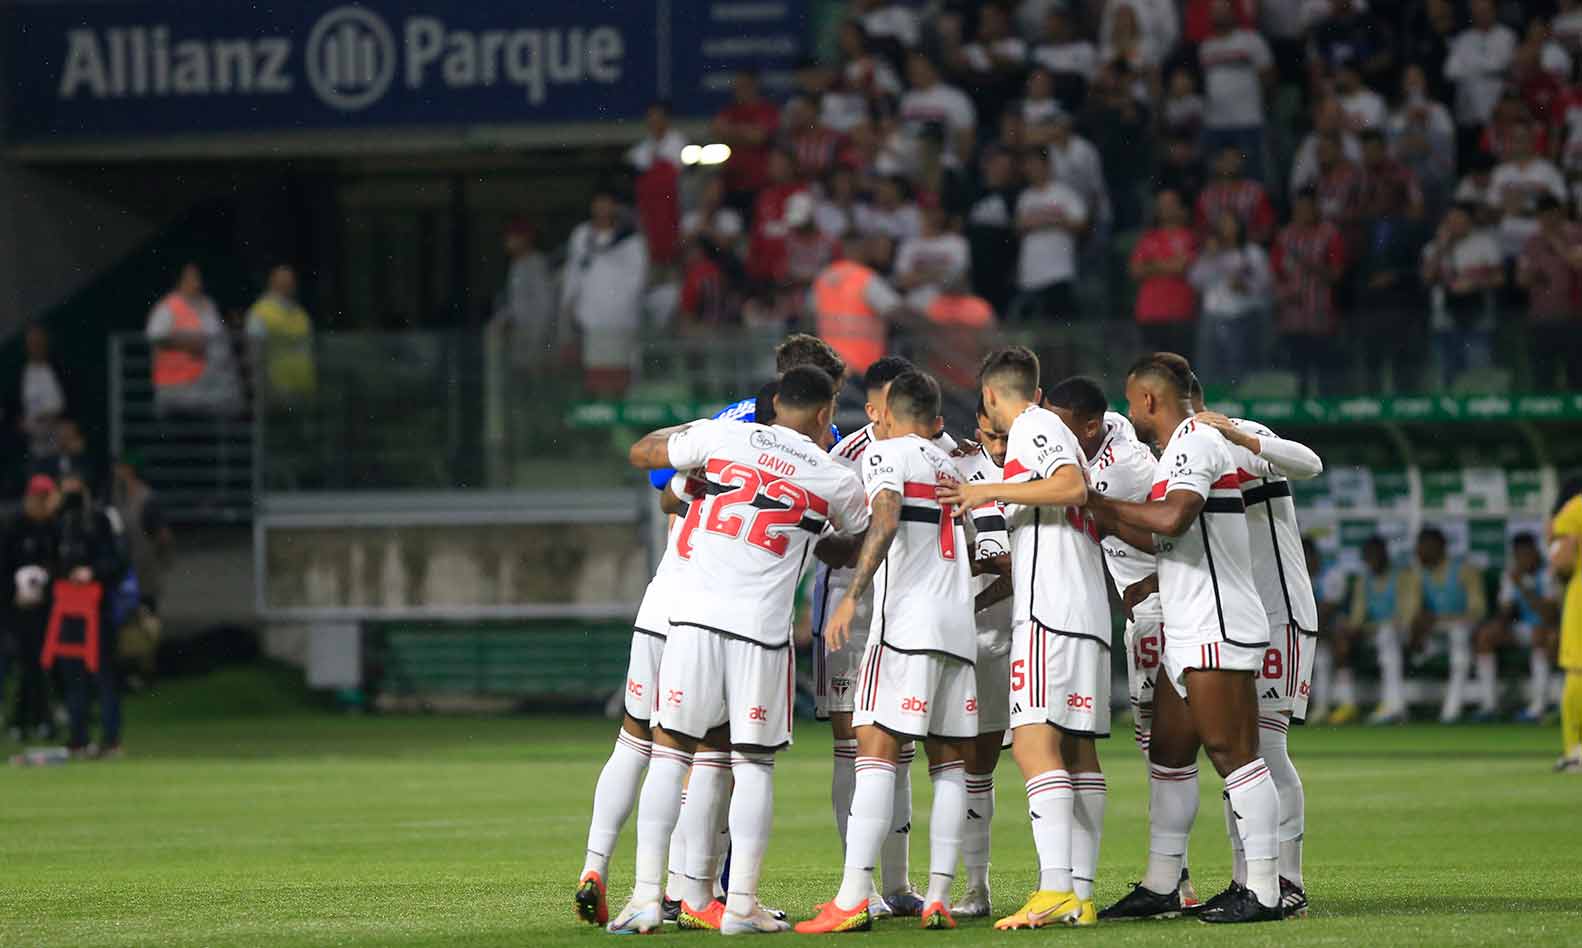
[41,580,103,674]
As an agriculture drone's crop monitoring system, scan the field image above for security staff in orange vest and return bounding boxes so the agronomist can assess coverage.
[810,236,910,376]
[922,277,996,390]
[145,263,241,417]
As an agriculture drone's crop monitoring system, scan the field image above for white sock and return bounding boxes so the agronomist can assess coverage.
[1377,624,1405,713]
[1141,763,1198,894]
[725,752,775,917]
[709,778,731,899]
[1071,772,1107,901]
[925,761,967,908]
[1530,649,1552,715]
[881,744,915,894]
[1025,769,1074,892]
[633,745,692,903]
[582,729,651,879]
[1442,623,1472,721]
[962,772,995,892]
[1476,653,1498,714]
[832,738,858,844]
[1258,719,1304,889]
[837,756,896,910]
[1224,793,1247,886]
[1335,667,1357,706]
[667,790,689,899]
[1225,759,1280,909]
[679,752,731,908]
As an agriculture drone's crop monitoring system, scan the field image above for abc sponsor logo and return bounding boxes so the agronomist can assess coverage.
[1066,693,1094,710]
[747,705,768,722]
[666,688,684,707]
[626,678,644,699]
[900,696,929,714]
[963,696,978,713]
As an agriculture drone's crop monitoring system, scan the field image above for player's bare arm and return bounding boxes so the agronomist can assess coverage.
[972,553,1010,577]
[814,532,863,568]
[825,490,900,652]
[657,484,688,517]
[1194,412,1324,479]
[1121,574,1159,621]
[1095,487,1206,539]
[975,573,1013,612]
[1086,495,1157,552]
[627,424,691,469]
[937,464,1086,511]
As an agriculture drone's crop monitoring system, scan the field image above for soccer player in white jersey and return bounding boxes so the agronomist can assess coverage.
[798,371,979,934]
[575,470,706,927]
[938,347,1111,930]
[811,356,929,917]
[947,400,1013,919]
[1086,355,1283,923]
[611,367,870,934]
[1168,356,1324,917]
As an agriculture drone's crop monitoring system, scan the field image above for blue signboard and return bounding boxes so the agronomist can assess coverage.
[3,0,808,142]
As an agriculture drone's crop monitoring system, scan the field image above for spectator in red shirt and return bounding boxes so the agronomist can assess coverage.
[1272,189,1348,394]
[1195,145,1276,244]
[746,149,809,284]
[1129,189,1199,356]
[712,70,782,208]
[678,237,739,332]
[1314,133,1367,252]
[1183,0,1254,47]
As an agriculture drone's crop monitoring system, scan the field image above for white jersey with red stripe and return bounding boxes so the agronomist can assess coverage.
[633,472,709,636]
[666,418,869,647]
[1104,410,1138,444]
[1224,418,1320,632]
[811,423,879,626]
[956,444,1013,653]
[861,433,976,662]
[1002,404,1110,639]
[1151,417,1267,648]
[1087,423,1162,622]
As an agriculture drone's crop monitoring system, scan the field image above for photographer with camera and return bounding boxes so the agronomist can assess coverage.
[52,471,127,757]
[3,474,60,741]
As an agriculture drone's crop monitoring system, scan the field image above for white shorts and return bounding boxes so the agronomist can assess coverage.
[632,571,676,640]
[1008,621,1111,738]
[853,643,979,741]
[1122,617,1164,751]
[1258,623,1318,722]
[623,630,666,723]
[973,642,1011,735]
[656,624,795,749]
[814,595,872,718]
[1161,634,1265,697]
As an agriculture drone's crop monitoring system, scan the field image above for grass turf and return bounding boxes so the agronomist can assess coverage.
[2,664,1578,946]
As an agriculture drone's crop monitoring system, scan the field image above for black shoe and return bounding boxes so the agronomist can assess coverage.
[1198,884,1283,924]
[1279,877,1308,918]
[661,897,681,924]
[1199,880,1247,916]
[1098,882,1182,920]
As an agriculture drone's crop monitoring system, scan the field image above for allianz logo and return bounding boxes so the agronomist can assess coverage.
[57,5,627,111]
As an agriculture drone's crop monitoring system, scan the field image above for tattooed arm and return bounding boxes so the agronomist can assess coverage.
[824,489,900,652]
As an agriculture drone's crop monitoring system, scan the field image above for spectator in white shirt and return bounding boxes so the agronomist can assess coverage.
[1488,121,1568,259]
[1032,6,1098,110]
[856,0,920,53]
[1041,109,1110,231]
[1335,64,1386,131]
[814,165,866,241]
[894,200,971,309]
[1101,3,1164,96]
[899,51,978,165]
[16,325,66,459]
[682,175,745,254]
[1162,66,1206,139]
[1198,0,1275,181]
[1011,145,1088,323]
[626,100,688,171]
[561,189,648,394]
[961,1,1029,74]
[1420,202,1504,385]
[1556,0,1582,55]
[1444,0,1518,160]
[856,174,923,243]
[1022,66,1065,130]
[1102,0,1180,64]
[838,20,903,102]
[1190,211,1274,383]
[1388,64,1458,215]
[1291,96,1362,195]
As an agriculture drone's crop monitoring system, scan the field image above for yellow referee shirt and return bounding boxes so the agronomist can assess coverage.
[1554,496,1582,671]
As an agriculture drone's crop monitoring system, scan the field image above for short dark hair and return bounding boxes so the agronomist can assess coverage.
[754,380,779,424]
[1045,375,1109,420]
[1512,532,1538,548]
[1363,535,1387,552]
[1146,351,1200,398]
[979,346,1040,399]
[1359,128,1385,146]
[886,371,942,423]
[648,99,672,116]
[775,333,847,380]
[776,365,838,409]
[1419,526,1447,545]
[1127,353,1192,397]
[975,397,990,419]
[863,356,915,393]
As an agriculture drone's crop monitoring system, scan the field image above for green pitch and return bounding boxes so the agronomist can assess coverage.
[2,665,1578,946]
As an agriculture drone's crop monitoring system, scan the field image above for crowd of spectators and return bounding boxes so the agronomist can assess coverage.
[564,0,1582,396]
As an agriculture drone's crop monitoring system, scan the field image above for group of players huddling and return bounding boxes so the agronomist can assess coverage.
[574,333,1325,933]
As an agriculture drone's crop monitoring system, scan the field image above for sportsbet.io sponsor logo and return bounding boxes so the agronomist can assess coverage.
[55,7,627,113]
